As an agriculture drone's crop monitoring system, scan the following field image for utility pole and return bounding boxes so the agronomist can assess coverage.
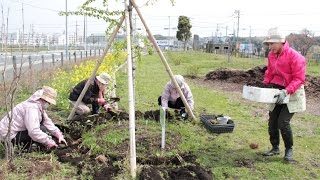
[168,16,171,38]
[133,14,137,45]
[75,21,80,47]
[234,10,240,53]
[211,32,214,44]
[83,15,87,51]
[211,32,214,52]
[249,26,252,57]
[5,8,9,55]
[31,24,35,51]
[22,2,25,47]
[215,24,218,41]
[65,0,68,60]
[249,25,252,45]
[1,5,4,51]
[226,26,228,37]
[168,16,171,49]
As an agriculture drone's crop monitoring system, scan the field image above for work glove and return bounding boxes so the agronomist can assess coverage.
[47,139,58,149]
[274,89,288,104]
[97,98,106,105]
[103,104,111,112]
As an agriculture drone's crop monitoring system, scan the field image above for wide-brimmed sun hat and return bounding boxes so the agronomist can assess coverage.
[171,75,185,88]
[263,27,285,45]
[41,86,57,105]
[96,73,111,85]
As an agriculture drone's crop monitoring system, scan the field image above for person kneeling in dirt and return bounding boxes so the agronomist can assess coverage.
[0,86,67,151]
[69,73,112,118]
[158,75,194,119]
[262,28,306,162]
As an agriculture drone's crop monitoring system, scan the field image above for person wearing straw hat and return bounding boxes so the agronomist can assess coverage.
[0,86,67,150]
[262,28,306,162]
[69,73,112,116]
[158,75,194,120]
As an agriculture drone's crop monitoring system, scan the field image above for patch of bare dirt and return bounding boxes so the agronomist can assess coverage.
[168,165,212,180]
[205,65,267,86]
[197,66,320,116]
[139,166,165,180]
[26,160,54,178]
[138,154,212,180]
[51,111,205,179]
[143,110,174,121]
[54,138,121,179]
[6,156,55,179]
[205,65,320,98]
[93,165,120,180]
[234,158,254,168]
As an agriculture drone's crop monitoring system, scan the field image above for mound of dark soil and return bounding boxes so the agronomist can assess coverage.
[54,141,120,179]
[52,110,201,179]
[138,153,196,166]
[168,165,212,180]
[205,65,320,97]
[205,65,266,85]
[139,166,165,180]
[139,154,212,180]
[305,76,320,97]
[144,110,174,121]
[94,165,120,180]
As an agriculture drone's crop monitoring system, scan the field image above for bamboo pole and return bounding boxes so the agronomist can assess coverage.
[130,0,196,119]
[67,15,125,121]
[125,0,136,178]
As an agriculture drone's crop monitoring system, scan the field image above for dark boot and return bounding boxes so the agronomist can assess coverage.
[281,126,293,161]
[263,146,280,156]
[284,148,293,161]
[281,127,293,150]
[268,128,280,150]
[265,128,280,156]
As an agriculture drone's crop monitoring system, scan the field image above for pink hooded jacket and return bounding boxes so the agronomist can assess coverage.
[161,81,194,110]
[0,89,62,145]
[263,41,306,94]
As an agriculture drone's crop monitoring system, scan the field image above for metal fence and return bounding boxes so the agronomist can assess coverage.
[0,49,104,82]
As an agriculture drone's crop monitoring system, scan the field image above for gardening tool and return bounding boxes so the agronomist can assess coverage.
[109,97,120,103]
[160,106,166,150]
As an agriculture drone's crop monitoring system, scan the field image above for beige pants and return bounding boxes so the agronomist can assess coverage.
[70,101,91,115]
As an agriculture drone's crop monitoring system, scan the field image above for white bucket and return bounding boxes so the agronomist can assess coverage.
[217,117,228,125]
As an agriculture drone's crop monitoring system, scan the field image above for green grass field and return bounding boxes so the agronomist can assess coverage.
[115,51,320,179]
[1,51,320,179]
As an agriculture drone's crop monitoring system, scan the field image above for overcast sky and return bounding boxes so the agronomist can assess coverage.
[2,0,320,38]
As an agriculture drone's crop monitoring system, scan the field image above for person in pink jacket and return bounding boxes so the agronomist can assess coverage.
[262,28,306,161]
[158,75,194,119]
[0,86,67,151]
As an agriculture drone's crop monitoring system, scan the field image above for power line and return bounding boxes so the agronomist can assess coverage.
[11,0,60,12]
[243,12,320,16]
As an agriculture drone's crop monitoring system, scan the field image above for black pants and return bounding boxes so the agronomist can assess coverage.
[158,96,185,109]
[268,104,294,149]
[12,125,49,151]
[92,101,100,114]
